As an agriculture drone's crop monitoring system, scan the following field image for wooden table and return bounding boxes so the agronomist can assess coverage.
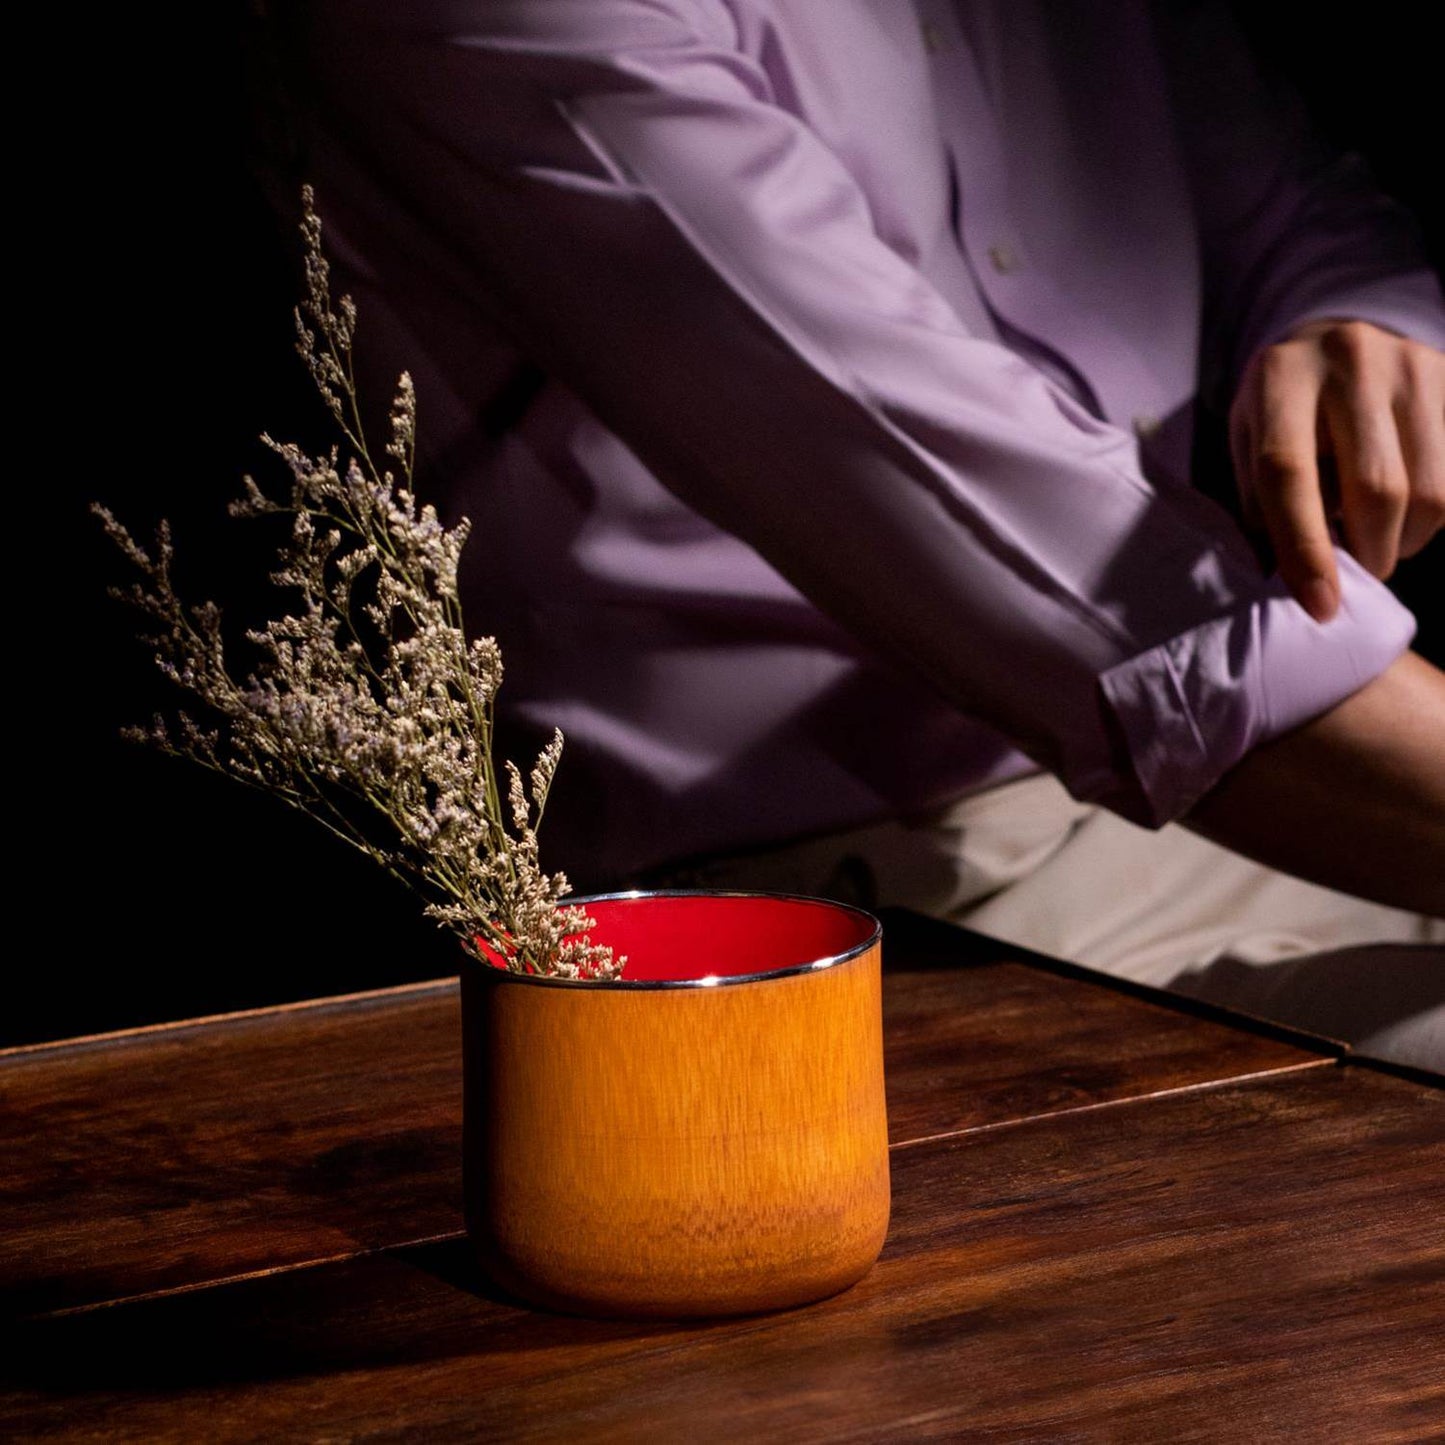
[3,910,1442,1441]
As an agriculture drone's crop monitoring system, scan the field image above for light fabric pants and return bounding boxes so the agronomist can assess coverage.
[648,772,1445,1075]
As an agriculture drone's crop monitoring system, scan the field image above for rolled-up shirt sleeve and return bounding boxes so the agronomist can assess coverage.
[307,0,1417,827]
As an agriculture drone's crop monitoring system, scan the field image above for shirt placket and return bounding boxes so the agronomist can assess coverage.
[914,1,1105,420]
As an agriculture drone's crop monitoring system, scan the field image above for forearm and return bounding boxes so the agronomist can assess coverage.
[1185,650,1445,914]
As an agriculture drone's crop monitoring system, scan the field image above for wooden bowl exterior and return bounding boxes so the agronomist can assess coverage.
[461,899,889,1320]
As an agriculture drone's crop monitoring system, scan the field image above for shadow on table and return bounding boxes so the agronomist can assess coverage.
[5,1237,779,1397]
[1167,943,1444,1080]
[885,910,1443,1085]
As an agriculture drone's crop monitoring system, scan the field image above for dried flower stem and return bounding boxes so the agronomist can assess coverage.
[95,185,624,981]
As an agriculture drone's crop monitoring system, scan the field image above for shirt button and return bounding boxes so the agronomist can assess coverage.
[988,243,1020,274]
[921,20,946,54]
[1132,413,1161,439]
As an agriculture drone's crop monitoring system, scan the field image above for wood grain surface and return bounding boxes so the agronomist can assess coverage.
[1,915,1320,1318]
[1,982,464,1320]
[5,1067,1440,1443]
[875,912,1330,1144]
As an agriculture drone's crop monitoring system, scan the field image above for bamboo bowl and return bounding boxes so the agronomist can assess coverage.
[461,890,890,1320]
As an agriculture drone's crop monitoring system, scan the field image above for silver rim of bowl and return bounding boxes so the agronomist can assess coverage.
[464,888,883,990]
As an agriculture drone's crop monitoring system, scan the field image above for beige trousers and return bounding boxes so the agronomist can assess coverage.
[648,772,1445,1075]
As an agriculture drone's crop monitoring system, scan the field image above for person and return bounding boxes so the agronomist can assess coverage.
[288,1,1445,1067]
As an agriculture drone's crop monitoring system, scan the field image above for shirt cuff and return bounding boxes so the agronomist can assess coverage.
[1235,272,1445,395]
[1096,548,1417,826]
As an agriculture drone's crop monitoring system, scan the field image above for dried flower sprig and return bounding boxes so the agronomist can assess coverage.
[94,185,624,981]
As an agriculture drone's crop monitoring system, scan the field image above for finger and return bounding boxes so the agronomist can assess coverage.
[1322,365,1409,579]
[1315,404,1341,518]
[1229,390,1280,575]
[1394,343,1445,559]
[1251,345,1339,621]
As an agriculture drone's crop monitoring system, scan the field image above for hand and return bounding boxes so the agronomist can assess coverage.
[1228,319,1445,622]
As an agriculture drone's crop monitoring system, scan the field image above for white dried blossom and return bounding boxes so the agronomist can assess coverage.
[93,185,624,981]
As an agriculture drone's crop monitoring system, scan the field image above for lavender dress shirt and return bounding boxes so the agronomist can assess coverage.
[301,0,1445,886]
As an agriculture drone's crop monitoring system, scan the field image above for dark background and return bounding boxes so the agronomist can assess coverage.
[17,2,1442,1045]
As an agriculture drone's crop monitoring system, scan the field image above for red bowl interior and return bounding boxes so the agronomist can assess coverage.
[481,893,877,982]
